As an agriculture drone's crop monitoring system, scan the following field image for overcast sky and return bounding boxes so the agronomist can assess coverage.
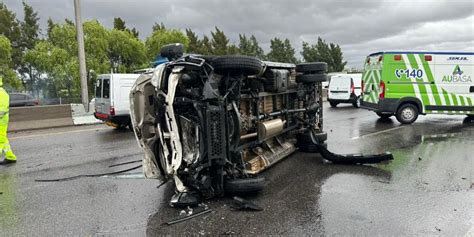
[3,0,474,68]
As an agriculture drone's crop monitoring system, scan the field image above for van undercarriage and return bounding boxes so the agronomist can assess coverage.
[130,45,393,207]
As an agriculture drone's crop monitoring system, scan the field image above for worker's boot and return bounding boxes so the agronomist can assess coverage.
[0,159,16,165]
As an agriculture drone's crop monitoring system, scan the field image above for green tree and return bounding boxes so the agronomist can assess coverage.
[0,36,22,90]
[130,28,139,38]
[329,43,346,72]
[185,28,201,54]
[64,18,74,26]
[20,2,39,50]
[113,17,126,31]
[200,35,212,55]
[46,18,57,39]
[145,28,188,60]
[0,3,22,70]
[20,1,40,95]
[266,38,296,63]
[238,34,264,59]
[108,29,146,72]
[42,20,112,98]
[152,22,166,32]
[210,27,229,55]
[113,17,139,38]
[83,20,110,95]
[301,37,347,72]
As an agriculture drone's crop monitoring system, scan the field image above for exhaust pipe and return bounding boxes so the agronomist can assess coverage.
[315,144,393,164]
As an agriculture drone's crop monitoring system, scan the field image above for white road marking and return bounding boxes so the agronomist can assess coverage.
[351,126,404,140]
[10,127,109,140]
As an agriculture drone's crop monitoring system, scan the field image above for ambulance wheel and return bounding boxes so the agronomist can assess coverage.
[329,101,338,107]
[396,103,418,124]
[376,112,393,119]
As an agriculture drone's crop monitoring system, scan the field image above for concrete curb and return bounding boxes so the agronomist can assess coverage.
[71,104,102,125]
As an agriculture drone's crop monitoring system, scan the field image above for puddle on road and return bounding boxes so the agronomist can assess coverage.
[420,133,460,142]
[376,129,472,191]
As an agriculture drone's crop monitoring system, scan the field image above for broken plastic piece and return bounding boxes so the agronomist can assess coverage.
[165,208,212,225]
[230,196,263,211]
[316,144,394,164]
[169,192,200,208]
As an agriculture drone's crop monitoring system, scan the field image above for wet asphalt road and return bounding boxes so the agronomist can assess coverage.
[1,102,473,236]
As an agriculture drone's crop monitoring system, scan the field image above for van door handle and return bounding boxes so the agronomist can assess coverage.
[470,86,474,93]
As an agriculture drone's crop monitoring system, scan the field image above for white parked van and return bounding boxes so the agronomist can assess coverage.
[94,73,141,129]
[327,73,362,108]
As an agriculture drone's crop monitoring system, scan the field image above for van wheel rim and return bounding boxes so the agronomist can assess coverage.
[401,108,415,120]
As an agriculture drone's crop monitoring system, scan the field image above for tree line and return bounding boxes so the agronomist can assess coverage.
[0,2,347,100]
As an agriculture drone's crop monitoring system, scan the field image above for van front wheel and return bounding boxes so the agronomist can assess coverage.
[396,103,418,124]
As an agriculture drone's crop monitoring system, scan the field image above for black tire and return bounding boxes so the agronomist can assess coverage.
[295,74,327,83]
[352,97,360,108]
[296,132,327,144]
[376,112,393,119]
[396,103,418,124]
[212,55,264,76]
[128,123,134,132]
[329,101,338,107]
[295,62,327,73]
[224,177,265,193]
[160,43,184,60]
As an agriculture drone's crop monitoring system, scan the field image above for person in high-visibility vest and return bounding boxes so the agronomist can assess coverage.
[0,76,16,165]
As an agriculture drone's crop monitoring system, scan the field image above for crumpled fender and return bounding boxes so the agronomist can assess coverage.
[130,72,164,180]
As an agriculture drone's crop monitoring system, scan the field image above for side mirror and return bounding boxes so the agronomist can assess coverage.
[160,43,184,60]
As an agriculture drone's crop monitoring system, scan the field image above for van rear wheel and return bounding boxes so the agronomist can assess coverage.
[396,103,418,124]
[329,101,338,107]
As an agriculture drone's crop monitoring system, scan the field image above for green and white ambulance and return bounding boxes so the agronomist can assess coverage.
[360,52,474,124]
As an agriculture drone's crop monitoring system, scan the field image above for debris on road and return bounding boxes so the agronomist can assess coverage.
[108,159,141,167]
[315,143,394,164]
[222,230,236,235]
[230,196,263,211]
[165,206,212,225]
[35,165,142,182]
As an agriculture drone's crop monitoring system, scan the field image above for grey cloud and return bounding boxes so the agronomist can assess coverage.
[3,0,474,68]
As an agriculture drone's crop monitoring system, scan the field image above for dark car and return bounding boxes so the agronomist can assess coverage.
[9,93,39,107]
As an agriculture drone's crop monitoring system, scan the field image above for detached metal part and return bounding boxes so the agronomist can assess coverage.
[316,144,394,164]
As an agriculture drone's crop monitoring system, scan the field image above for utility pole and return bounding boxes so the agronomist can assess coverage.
[74,0,89,112]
